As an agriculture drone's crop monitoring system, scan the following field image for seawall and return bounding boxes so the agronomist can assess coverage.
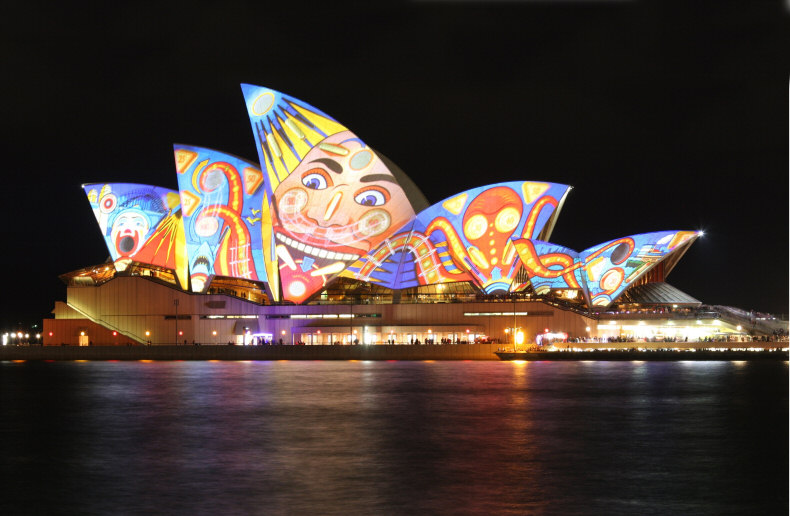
[1,344,787,361]
[1,344,500,361]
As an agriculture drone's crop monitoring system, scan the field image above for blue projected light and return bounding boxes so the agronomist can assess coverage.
[174,145,270,293]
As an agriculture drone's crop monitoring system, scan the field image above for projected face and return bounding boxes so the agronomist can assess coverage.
[462,186,522,274]
[110,209,150,257]
[273,131,414,302]
[274,131,412,253]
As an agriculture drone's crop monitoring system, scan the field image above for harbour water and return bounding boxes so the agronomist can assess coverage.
[1,360,787,514]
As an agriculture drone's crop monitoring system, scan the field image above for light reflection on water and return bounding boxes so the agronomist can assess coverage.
[0,360,786,515]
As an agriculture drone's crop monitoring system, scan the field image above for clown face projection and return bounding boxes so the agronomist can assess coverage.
[83,183,187,282]
[273,130,415,303]
[110,208,150,257]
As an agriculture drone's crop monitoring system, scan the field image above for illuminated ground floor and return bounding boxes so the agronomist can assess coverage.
[39,276,590,346]
[27,274,782,348]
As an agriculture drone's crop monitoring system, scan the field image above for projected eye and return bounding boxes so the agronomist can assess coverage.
[301,169,331,190]
[494,207,520,233]
[354,188,389,207]
[464,215,488,241]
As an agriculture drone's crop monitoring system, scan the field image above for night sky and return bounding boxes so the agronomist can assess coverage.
[2,1,787,329]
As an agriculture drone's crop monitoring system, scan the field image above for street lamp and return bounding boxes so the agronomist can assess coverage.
[174,298,179,345]
[513,295,517,347]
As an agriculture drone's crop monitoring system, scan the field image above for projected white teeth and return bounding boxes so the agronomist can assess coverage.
[276,233,358,262]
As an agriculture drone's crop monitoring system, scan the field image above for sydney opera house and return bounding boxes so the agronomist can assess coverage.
[41,85,750,347]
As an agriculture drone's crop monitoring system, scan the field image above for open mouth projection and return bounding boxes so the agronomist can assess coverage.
[276,188,391,252]
[192,255,212,270]
[115,230,141,256]
[275,232,359,262]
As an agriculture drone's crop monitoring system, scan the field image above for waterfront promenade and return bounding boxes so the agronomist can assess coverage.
[1,344,787,361]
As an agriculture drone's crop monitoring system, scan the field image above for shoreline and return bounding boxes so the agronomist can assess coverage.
[1,344,787,362]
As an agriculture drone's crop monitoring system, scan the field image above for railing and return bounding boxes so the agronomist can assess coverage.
[66,302,145,344]
[598,311,719,321]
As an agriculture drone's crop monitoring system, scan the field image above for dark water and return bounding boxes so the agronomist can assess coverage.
[1,359,787,515]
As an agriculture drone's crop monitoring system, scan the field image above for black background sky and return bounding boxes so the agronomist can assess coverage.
[2,1,787,329]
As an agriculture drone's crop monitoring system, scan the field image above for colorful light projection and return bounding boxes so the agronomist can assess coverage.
[580,230,698,307]
[173,145,272,294]
[342,181,571,294]
[81,86,702,309]
[512,240,586,295]
[83,183,188,289]
[241,84,346,198]
[241,84,417,303]
[514,230,699,308]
